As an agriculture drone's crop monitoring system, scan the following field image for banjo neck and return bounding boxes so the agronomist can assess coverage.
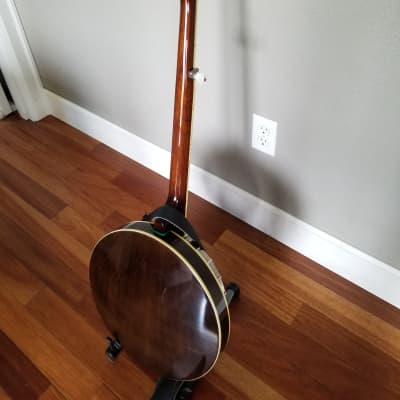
[166,0,197,216]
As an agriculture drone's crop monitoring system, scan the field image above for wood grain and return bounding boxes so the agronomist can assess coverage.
[39,115,99,151]
[0,158,66,218]
[0,184,89,275]
[206,241,303,324]
[74,292,110,337]
[20,117,118,181]
[27,287,153,400]
[292,304,400,396]
[99,210,131,232]
[191,380,226,400]
[52,206,106,250]
[39,386,67,400]
[1,114,400,399]
[113,166,167,211]
[90,385,120,400]
[0,292,102,400]
[0,243,44,305]
[215,230,400,364]
[213,353,287,400]
[0,386,11,400]
[166,0,197,214]
[0,123,77,179]
[0,209,85,305]
[232,220,400,331]
[227,297,400,400]
[66,168,148,222]
[0,140,111,225]
[0,330,50,399]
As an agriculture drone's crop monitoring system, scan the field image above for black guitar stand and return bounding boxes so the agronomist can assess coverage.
[105,336,123,361]
[104,282,240,400]
[151,378,195,400]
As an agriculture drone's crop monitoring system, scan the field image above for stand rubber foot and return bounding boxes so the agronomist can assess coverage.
[105,337,123,362]
[225,282,240,303]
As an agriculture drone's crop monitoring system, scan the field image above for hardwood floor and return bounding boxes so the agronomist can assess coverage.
[1,114,400,399]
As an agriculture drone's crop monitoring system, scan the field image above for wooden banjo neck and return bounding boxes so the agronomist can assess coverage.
[166,0,203,216]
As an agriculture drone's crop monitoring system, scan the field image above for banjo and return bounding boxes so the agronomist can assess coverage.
[89,0,238,384]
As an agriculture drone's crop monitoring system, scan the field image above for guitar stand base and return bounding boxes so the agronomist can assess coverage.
[151,282,240,400]
[151,378,195,400]
[105,337,123,362]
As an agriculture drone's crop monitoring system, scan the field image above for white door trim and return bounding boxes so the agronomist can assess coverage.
[0,0,49,120]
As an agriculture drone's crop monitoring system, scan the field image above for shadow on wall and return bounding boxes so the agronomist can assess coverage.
[202,145,301,238]
[200,0,301,235]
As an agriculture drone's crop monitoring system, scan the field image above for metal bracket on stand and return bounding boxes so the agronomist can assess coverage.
[105,337,123,362]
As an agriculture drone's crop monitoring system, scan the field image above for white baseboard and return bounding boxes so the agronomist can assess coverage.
[45,89,400,309]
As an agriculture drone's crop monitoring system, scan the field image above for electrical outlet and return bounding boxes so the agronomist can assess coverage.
[252,113,277,156]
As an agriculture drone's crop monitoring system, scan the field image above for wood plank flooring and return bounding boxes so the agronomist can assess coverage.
[1,114,400,399]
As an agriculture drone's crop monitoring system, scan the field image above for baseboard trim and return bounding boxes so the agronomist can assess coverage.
[45,89,400,309]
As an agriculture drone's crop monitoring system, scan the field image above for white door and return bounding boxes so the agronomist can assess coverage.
[0,81,12,119]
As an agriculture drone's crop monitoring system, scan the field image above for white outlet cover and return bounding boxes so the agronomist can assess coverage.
[252,113,278,156]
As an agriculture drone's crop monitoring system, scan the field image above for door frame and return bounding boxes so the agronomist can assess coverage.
[0,78,13,118]
[0,0,49,120]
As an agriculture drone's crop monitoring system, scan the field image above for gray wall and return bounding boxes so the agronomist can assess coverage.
[14,0,400,269]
